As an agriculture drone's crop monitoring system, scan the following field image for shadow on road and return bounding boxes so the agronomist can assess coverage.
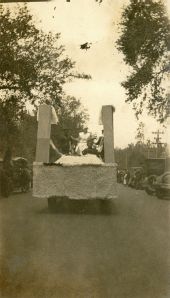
[37,199,118,216]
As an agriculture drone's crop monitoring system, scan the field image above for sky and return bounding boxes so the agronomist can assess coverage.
[8,0,170,147]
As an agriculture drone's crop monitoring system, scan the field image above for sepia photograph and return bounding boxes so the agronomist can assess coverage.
[0,0,170,297]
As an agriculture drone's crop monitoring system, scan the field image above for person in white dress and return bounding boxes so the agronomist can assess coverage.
[75,127,90,155]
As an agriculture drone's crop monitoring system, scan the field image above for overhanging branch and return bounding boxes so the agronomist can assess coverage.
[0,85,19,90]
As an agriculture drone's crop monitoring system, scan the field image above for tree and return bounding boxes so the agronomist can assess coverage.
[135,121,145,144]
[17,112,38,162]
[1,96,89,161]
[0,5,90,155]
[0,95,22,156]
[115,143,147,169]
[51,96,89,153]
[117,0,170,122]
[56,96,89,133]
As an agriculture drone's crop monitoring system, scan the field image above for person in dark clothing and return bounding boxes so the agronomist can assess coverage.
[60,128,71,155]
[126,170,130,185]
[82,139,99,157]
[0,148,14,197]
[95,130,104,161]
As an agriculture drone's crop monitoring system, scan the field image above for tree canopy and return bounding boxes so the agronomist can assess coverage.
[135,121,145,144]
[2,96,89,161]
[0,4,90,154]
[56,96,89,133]
[51,96,89,153]
[0,5,90,105]
[117,0,170,122]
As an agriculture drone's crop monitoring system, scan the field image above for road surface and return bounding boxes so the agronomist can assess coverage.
[0,185,170,298]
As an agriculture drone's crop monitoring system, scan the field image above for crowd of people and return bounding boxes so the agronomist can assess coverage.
[117,168,145,190]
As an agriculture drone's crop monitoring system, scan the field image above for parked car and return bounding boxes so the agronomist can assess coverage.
[142,158,166,195]
[12,157,31,193]
[128,167,144,189]
[0,157,31,197]
[154,171,170,200]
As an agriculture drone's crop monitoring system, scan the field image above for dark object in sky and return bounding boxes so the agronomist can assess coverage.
[80,42,92,50]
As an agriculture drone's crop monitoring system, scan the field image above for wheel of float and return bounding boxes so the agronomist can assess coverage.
[48,196,64,211]
[48,197,57,211]
[99,199,113,214]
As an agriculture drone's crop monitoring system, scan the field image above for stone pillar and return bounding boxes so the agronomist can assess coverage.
[102,105,115,163]
[35,104,51,163]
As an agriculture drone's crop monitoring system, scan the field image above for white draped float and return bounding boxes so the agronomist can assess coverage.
[33,104,117,200]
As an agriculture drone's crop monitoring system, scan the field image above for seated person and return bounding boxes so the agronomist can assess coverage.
[95,130,104,161]
[82,138,99,157]
[72,127,90,156]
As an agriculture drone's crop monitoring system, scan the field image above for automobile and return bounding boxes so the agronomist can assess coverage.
[154,171,170,200]
[12,157,32,193]
[128,167,144,189]
[142,158,165,195]
[0,157,31,197]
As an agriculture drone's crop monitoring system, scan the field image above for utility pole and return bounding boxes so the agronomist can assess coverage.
[146,139,151,159]
[165,97,170,169]
[152,130,164,158]
[165,46,170,170]
[125,149,128,169]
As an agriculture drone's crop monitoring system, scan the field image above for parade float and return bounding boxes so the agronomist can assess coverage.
[33,104,117,209]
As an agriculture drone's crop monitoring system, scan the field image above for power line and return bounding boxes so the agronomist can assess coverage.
[151,130,165,158]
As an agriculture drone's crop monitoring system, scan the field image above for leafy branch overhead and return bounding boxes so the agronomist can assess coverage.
[0,4,91,154]
[0,5,91,114]
[117,0,170,122]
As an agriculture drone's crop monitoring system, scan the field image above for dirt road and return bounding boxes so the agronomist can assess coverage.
[0,185,170,298]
